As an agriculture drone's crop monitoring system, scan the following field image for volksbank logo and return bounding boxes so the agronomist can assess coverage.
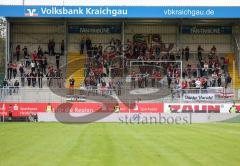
[25,7,127,17]
[40,7,127,16]
[25,8,39,17]
[41,7,84,15]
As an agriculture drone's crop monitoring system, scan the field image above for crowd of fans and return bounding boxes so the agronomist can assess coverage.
[180,45,231,90]
[68,37,232,97]
[68,37,123,95]
[125,40,231,92]
[1,35,233,99]
[2,40,64,96]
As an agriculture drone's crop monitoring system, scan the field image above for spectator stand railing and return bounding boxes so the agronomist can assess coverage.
[0,86,237,104]
[233,36,240,77]
[0,87,68,103]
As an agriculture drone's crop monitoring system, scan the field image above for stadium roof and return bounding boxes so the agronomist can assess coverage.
[0,0,240,18]
[1,0,240,7]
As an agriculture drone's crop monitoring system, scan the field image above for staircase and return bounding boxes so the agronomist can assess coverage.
[66,53,86,88]
[226,53,240,89]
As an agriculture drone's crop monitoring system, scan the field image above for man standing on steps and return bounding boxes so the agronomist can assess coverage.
[86,37,92,56]
[56,54,60,69]
[80,37,85,54]
[26,71,31,87]
[21,72,25,87]
[7,63,12,80]
[52,39,56,56]
[197,45,204,63]
[61,40,64,56]
[185,46,190,61]
[16,45,20,61]
[31,71,37,87]
[38,71,44,88]
[12,62,17,79]
[225,73,232,88]
[69,77,75,95]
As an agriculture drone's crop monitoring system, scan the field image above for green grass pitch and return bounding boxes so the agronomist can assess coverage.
[0,123,240,166]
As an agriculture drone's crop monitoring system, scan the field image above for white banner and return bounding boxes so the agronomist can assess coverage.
[1,0,240,7]
[183,94,215,102]
[37,112,240,123]
[164,103,240,113]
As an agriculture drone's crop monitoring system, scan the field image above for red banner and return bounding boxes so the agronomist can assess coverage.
[164,103,221,113]
[0,102,164,117]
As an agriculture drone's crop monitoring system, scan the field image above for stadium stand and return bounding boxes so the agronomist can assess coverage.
[1,20,238,102]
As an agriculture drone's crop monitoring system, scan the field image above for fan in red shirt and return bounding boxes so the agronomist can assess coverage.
[151,70,157,87]
[181,81,188,89]
[174,69,180,78]
[69,77,75,89]
[32,51,37,61]
[155,71,161,87]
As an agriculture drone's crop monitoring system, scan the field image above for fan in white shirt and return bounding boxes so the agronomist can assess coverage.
[195,79,201,88]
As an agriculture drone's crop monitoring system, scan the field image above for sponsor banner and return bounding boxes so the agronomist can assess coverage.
[165,103,222,113]
[1,6,240,18]
[68,25,122,34]
[164,103,240,113]
[1,102,240,116]
[38,112,240,123]
[183,94,215,102]
[220,104,240,113]
[0,102,164,117]
[180,25,232,34]
[1,0,240,7]
[38,112,192,123]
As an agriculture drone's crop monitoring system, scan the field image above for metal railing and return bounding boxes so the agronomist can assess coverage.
[234,36,240,77]
[0,84,237,103]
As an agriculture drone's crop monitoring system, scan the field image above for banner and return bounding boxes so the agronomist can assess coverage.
[0,102,164,117]
[165,103,221,113]
[219,103,240,113]
[180,26,232,34]
[164,103,240,113]
[183,94,215,102]
[1,102,240,116]
[1,6,240,18]
[37,112,240,123]
[68,25,122,34]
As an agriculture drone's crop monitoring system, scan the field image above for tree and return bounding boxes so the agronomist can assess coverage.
[0,17,6,39]
[0,17,6,75]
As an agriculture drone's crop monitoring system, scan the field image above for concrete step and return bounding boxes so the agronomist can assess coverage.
[66,52,86,88]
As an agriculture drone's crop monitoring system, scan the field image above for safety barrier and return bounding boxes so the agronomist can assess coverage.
[0,86,237,103]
